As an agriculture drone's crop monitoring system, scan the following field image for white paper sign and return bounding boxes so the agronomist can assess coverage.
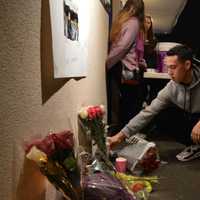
[49,0,90,78]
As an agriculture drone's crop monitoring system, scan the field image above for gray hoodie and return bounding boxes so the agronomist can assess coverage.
[122,64,200,137]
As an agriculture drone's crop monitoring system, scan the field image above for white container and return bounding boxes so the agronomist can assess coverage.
[156,42,181,72]
[155,42,181,52]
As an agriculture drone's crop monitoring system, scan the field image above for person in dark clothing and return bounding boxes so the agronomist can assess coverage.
[144,15,157,68]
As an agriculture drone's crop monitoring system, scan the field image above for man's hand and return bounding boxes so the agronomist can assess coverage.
[191,120,200,143]
[107,132,126,150]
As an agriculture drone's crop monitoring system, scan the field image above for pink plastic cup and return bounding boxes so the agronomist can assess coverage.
[115,157,127,173]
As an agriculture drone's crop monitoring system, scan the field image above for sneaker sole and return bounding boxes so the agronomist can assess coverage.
[176,151,200,162]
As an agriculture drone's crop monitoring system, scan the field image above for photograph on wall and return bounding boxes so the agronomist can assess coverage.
[100,0,112,14]
[49,0,90,78]
[63,0,79,41]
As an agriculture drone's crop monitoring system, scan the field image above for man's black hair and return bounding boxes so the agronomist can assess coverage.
[166,45,193,63]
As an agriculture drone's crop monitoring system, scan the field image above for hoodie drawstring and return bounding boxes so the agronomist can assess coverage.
[184,86,186,113]
[184,86,192,121]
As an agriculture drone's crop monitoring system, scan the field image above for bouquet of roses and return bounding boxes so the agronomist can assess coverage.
[78,105,107,155]
[78,105,152,199]
[24,130,81,200]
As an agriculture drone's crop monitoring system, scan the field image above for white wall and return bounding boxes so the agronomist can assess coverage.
[0,0,109,199]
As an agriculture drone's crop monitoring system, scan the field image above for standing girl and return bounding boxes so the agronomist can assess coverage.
[106,0,146,131]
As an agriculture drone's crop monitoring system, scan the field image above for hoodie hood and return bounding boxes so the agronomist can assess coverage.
[189,64,200,89]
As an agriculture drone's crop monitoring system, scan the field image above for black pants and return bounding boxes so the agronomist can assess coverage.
[146,107,200,146]
[106,62,122,130]
[106,62,146,132]
[120,82,146,127]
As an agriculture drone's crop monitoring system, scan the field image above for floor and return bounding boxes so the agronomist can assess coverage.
[148,139,200,200]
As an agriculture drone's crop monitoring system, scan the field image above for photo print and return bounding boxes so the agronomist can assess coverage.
[64,0,79,41]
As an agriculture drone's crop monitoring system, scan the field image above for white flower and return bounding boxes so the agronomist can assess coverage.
[99,104,105,113]
[26,146,47,164]
[79,107,88,119]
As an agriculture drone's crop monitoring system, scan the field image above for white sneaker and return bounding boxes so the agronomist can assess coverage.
[176,145,200,161]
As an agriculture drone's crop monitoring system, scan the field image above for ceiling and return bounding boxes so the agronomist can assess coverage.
[120,0,188,34]
[144,0,188,34]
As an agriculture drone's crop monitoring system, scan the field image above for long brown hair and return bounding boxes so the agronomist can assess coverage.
[145,15,154,41]
[110,0,145,43]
